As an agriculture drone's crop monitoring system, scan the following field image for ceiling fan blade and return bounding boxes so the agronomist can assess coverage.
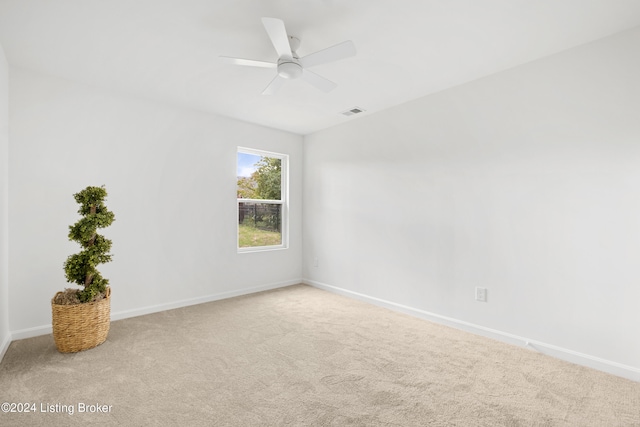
[262,75,288,95]
[219,56,276,68]
[299,40,356,69]
[301,70,337,93]
[261,17,293,59]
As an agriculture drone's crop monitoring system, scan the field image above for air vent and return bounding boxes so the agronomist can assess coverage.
[341,107,365,116]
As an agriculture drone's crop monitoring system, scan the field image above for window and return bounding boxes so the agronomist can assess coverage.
[237,147,288,251]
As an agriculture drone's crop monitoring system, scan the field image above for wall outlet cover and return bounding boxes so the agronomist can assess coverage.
[475,287,487,302]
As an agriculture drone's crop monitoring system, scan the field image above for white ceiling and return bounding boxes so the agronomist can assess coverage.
[1,0,640,135]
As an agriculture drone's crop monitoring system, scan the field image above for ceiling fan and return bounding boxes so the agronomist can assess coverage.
[220,17,356,95]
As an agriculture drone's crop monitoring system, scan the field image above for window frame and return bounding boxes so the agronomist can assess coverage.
[236,147,289,253]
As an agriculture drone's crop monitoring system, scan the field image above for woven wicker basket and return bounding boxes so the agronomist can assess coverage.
[51,287,111,353]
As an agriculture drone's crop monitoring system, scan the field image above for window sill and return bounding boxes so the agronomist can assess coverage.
[237,245,288,254]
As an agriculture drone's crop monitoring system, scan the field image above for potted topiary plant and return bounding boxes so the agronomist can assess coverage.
[51,185,115,353]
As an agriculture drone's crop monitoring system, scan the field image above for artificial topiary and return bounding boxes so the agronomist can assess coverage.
[63,186,115,303]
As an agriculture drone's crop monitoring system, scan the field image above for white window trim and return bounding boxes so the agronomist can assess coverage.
[237,147,289,253]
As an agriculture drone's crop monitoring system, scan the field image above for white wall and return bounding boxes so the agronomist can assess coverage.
[303,27,640,379]
[8,68,303,336]
[0,43,10,358]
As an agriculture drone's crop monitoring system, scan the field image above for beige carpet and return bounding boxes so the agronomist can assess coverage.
[0,284,638,426]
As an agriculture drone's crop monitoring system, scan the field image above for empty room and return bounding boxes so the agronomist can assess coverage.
[1,1,639,425]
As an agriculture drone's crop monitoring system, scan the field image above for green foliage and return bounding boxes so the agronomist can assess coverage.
[237,176,257,199]
[237,156,281,200]
[254,157,281,200]
[63,186,115,303]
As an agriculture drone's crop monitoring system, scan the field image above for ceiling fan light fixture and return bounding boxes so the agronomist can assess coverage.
[278,61,303,79]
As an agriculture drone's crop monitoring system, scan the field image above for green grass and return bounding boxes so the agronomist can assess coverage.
[238,224,282,248]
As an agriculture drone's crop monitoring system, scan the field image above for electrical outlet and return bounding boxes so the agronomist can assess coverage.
[313,258,319,268]
[475,287,487,302]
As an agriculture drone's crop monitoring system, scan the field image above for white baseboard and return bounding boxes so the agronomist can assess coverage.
[110,279,301,322]
[11,325,50,341]
[304,279,640,383]
[0,332,11,363]
[9,279,301,342]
